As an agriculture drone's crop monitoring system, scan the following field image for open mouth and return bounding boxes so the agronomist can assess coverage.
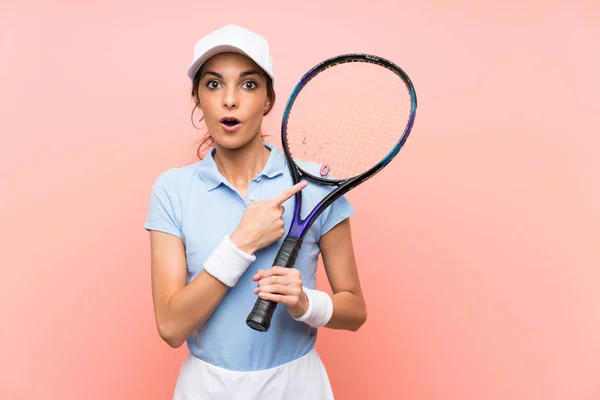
[219,117,241,127]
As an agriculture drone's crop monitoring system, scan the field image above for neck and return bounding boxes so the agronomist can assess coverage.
[212,136,271,190]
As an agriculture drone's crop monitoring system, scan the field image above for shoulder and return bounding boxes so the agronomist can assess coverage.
[144,162,202,237]
[146,161,203,215]
[150,162,202,195]
[158,161,202,186]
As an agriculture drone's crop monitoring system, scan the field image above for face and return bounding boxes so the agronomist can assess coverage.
[196,52,272,150]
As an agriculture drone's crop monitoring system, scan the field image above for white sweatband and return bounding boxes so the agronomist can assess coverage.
[203,236,256,287]
[293,286,333,328]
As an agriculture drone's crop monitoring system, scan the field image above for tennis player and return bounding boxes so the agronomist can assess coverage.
[144,24,367,399]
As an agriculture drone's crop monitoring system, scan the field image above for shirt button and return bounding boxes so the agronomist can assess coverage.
[248,194,256,201]
[256,176,262,182]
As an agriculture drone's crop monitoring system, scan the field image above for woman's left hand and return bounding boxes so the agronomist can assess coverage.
[252,266,308,318]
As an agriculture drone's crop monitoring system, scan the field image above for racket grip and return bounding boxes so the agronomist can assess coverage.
[246,235,303,332]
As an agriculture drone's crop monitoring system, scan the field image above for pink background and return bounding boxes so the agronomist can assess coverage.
[1,0,599,399]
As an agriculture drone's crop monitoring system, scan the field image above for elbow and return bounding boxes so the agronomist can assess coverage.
[157,321,186,349]
[344,304,367,332]
[351,308,368,332]
[163,335,186,349]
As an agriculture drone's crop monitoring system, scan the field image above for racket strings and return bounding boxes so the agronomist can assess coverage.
[286,61,412,180]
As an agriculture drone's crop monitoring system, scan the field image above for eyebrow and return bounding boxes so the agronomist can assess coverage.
[240,70,260,77]
[201,70,261,79]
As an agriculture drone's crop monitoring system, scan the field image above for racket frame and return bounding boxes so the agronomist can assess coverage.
[282,53,418,239]
[246,53,417,332]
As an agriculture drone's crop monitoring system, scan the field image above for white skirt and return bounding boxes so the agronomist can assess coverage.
[173,348,335,400]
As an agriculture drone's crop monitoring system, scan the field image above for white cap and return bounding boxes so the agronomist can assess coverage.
[187,24,274,83]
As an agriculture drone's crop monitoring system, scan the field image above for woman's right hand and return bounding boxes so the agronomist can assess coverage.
[230,181,308,254]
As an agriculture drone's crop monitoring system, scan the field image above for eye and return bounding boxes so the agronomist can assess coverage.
[206,80,222,90]
[243,81,257,90]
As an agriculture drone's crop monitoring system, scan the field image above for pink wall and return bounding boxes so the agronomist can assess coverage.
[2,1,599,399]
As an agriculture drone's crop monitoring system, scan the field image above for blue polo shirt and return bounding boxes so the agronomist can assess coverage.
[144,142,354,372]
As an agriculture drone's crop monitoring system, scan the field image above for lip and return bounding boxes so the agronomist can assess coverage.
[219,116,240,123]
[219,116,241,132]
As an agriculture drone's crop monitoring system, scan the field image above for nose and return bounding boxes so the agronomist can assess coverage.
[223,87,238,110]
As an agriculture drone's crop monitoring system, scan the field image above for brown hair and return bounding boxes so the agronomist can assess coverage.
[191,67,276,160]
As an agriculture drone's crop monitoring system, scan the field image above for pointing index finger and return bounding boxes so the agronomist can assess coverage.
[270,181,308,206]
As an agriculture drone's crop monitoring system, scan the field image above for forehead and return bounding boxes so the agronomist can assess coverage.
[201,52,261,74]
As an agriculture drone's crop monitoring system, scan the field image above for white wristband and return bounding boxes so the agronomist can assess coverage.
[203,236,256,287]
[293,287,333,328]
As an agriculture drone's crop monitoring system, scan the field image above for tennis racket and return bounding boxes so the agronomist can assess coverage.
[245,53,417,332]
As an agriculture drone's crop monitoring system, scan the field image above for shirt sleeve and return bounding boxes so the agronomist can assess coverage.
[318,194,355,237]
[144,172,183,238]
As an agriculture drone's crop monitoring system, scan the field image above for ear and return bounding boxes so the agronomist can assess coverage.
[263,98,271,115]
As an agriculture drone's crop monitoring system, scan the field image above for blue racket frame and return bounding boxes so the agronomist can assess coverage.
[246,53,417,332]
[283,53,418,239]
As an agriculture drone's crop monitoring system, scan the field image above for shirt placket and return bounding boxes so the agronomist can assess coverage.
[245,175,264,205]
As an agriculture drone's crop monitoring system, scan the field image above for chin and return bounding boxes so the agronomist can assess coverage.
[212,132,258,151]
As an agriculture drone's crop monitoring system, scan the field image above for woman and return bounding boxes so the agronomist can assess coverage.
[145,24,367,399]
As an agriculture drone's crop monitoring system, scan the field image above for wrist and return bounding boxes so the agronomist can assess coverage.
[289,290,310,318]
[230,231,257,255]
[203,235,256,287]
[292,287,333,328]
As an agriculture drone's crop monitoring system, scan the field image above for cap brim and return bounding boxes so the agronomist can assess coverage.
[187,45,255,81]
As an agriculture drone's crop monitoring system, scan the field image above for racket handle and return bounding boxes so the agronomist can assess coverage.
[246,235,303,332]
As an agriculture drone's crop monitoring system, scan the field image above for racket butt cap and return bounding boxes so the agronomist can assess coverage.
[246,299,278,332]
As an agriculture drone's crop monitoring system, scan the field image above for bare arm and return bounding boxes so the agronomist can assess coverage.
[149,182,308,348]
[320,218,367,331]
[150,230,228,348]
